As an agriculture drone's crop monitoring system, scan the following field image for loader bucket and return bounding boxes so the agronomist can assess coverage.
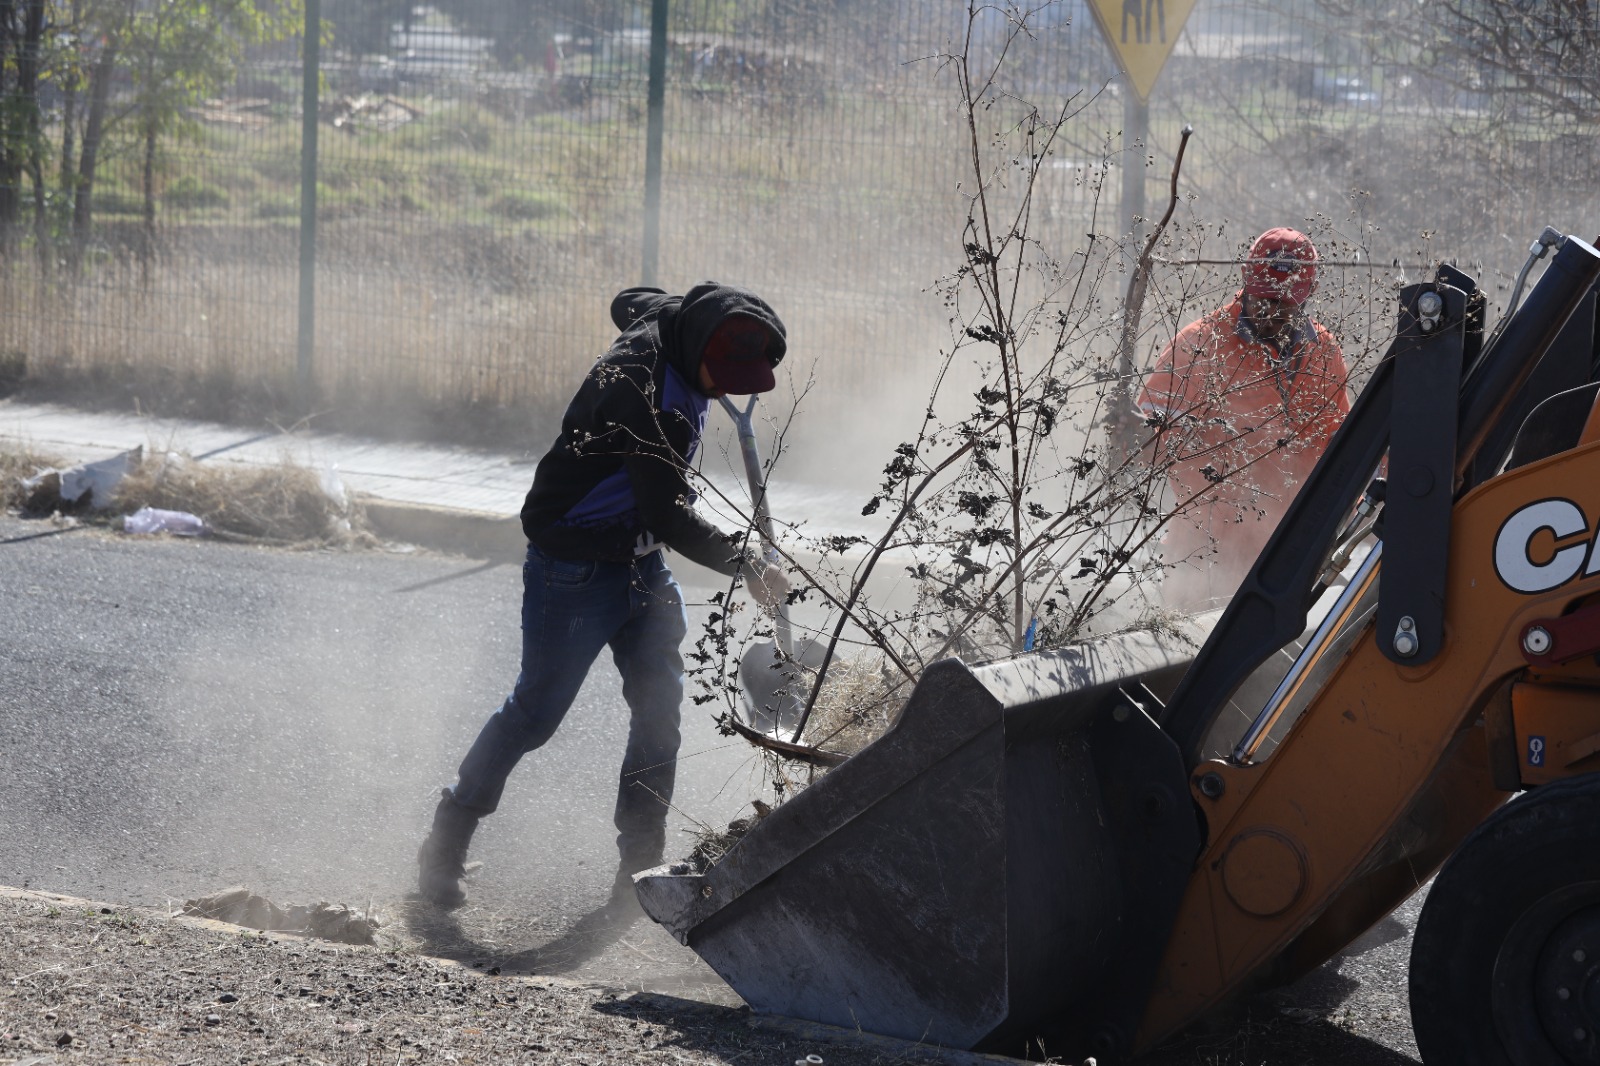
[636,621,1209,1061]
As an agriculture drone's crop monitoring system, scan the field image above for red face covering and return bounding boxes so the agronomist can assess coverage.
[1242,227,1319,305]
[699,315,777,395]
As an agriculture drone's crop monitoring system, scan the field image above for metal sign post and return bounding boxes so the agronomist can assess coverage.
[1084,0,1195,234]
[1122,93,1149,240]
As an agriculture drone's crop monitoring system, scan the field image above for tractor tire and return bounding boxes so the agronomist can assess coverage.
[1410,772,1600,1065]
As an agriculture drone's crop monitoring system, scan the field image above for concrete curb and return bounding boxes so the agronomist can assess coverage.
[358,497,525,563]
[355,496,737,591]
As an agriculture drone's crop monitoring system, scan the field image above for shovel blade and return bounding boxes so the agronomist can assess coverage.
[738,638,827,734]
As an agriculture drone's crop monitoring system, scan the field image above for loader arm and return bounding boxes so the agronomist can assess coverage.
[1137,235,1600,1047]
[1138,438,1600,1044]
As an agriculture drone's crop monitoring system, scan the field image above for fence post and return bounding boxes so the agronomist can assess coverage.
[641,0,668,286]
[296,0,320,405]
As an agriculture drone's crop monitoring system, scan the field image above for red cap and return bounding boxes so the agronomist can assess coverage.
[700,315,778,395]
[1242,227,1319,305]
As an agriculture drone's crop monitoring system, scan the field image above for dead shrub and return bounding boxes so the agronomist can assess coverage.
[683,801,775,872]
[113,451,370,545]
[0,447,67,512]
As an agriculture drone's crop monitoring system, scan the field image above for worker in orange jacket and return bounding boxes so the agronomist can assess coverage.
[1137,228,1352,610]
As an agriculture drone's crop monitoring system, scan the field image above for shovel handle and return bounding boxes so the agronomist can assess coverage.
[720,396,778,549]
[719,396,793,657]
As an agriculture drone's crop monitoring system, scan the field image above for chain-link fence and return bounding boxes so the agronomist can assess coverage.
[1,0,1596,440]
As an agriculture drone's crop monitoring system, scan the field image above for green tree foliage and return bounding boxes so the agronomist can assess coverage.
[0,0,299,264]
[0,0,49,255]
[118,0,302,254]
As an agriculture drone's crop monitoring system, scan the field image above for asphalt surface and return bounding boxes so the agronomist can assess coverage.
[0,514,772,988]
[0,514,1426,1062]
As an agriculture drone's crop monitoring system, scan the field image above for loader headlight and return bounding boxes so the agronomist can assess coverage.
[1416,290,1444,333]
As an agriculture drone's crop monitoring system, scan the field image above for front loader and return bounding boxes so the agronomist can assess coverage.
[637,230,1600,1065]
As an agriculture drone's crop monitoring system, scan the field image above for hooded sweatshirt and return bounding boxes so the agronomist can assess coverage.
[520,282,788,574]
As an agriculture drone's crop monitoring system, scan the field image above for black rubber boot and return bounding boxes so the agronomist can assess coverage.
[417,789,481,909]
[602,840,665,922]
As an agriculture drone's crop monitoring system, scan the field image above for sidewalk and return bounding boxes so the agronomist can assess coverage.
[0,399,876,575]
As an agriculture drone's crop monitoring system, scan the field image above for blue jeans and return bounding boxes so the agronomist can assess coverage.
[449,544,688,866]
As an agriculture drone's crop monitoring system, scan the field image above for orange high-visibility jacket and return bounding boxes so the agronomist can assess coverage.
[1137,295,1352,578]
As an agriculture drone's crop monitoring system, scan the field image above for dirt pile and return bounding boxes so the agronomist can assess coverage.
[182,887,379,946]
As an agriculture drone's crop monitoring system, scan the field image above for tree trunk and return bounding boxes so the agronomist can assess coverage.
[57,0,84,225]
[71,38,119,271]
[59,82,78,195]
[0,0,17,246]
[59,59,80,230]
[0,0,47,259]
[20,0,46,263]
[57,81,78,255]
[28,154,46,267]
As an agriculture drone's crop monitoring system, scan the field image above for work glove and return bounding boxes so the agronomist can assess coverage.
[748,554,791,610]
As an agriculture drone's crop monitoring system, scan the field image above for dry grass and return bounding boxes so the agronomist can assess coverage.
[0,445,67,512]
[683,819,754,874]
[2,441,372,547]
[1,247,941,432]
[113,449,372,545]
[798,653,911,756]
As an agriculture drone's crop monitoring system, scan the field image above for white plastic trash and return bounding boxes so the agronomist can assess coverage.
[59,446,143,509]
[123,506,207,536]
[319,464,349,512]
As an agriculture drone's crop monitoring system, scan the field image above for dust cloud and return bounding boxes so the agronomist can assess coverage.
[13,541,766,981]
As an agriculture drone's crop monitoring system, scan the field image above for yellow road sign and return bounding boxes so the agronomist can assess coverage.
[1085,0,1197,102]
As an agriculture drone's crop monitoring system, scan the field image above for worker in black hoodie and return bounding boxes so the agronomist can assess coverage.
[417,282,791,912]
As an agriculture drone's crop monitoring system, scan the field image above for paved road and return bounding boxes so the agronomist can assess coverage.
[0,515,770,988]
[0,515,1423,1062]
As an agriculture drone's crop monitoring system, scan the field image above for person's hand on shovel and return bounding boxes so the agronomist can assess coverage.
[747,555,791,611]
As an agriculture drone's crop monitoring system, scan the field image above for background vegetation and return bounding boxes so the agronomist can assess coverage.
[0,0,1596,449]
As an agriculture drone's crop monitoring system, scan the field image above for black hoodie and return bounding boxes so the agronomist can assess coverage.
[519,283,787,573]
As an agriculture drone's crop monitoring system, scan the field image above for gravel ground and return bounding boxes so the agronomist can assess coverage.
[0,888,1019,1066]
[0,880,1423,1066]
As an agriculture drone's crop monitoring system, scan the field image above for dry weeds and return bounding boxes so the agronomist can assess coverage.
[798,653,910,756]
[113,449,371,546]
[0,446,66,512]
[1,441,374,547]
[681,802,776,874]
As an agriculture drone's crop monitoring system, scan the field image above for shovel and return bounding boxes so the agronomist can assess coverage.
[718,396,826,735]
